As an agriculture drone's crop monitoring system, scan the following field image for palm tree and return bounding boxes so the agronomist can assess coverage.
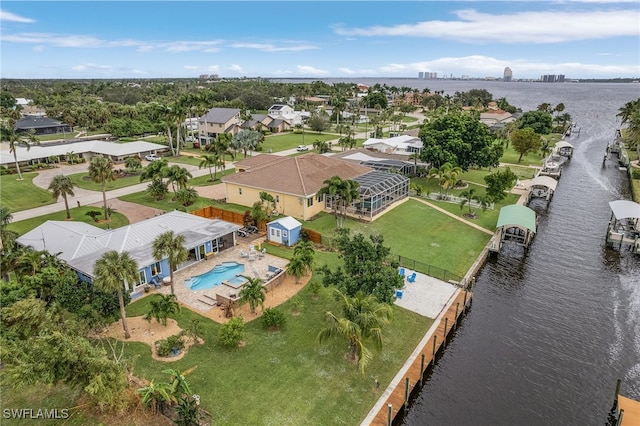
[293,240,315,275]
[459,188,481,216]
[48,174,75,220]
[286,257,306,284]
[318,176,344,228]
[145,294,181,326]
[0,122,39,180]
[163,165,192,193]
[93,250,139,339]
[199,153,220,182]
[239,277,266,314]
[152,231,188,296]
[87,155,116,222]
[136,380,176,414]
[318,289,392,374]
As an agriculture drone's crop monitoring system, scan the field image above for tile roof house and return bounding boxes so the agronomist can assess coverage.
[222,153,372,220]
[17,211,242,294]
[197,107,243,148]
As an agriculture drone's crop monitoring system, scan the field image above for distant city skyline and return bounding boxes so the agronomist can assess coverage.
[1,1,639,80]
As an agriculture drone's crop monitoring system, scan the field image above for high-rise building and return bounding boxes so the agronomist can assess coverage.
[418,72,424,79]
[503,67,513,82]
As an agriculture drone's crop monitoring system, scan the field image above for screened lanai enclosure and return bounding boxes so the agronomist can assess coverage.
[324,171,410,221]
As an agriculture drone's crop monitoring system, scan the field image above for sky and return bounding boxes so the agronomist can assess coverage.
[1,1,639,80]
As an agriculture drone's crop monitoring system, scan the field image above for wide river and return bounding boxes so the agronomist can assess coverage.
[278,78,640,425]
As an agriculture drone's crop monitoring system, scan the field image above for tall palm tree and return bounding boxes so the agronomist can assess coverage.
[93,250,139,339]
[239,277,266,314]
[318,289,392,374]
[152,231,188,296]
[199,153,220,182]
[459,188,481,216]
[293,239,315,275]
[87,155,116,222]
[318,176,344,227]
[0,122,39,180]
[163,165,192,193]
[48,174,75,220]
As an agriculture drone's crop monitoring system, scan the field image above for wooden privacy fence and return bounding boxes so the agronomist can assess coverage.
[192,206,245,225]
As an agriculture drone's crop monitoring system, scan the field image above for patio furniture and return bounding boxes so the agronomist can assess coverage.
[395,290,403,299]
[248,251,256,261]
[151,276,162,288]
[258,248,266,258]
[240,249,248,258]
[407,272,417,283]
[399,267,405,277]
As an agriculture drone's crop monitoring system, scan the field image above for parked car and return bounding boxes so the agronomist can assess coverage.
[145,154,160,161]
[296,145,309,152]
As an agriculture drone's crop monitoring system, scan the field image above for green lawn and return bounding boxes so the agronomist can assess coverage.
[68,172,143,191]
[7,207,129,235]
[500,144,548,167]
[123,267,432,426]
[0,173,55,212]
[425,192,520,231]
[261,132,338,153]
[302,199,491,277]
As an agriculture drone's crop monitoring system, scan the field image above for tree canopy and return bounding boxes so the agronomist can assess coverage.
[517,110,553,134]
[419,112,503,170]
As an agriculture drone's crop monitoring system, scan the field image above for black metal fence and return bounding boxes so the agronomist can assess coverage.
[397,255,462,284]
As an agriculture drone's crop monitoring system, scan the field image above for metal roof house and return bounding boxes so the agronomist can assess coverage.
[16,116,71,136]
[17,211,242,294]
[491,205,537,252]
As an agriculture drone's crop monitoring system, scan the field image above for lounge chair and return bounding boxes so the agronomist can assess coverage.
[151,276,162,288]
[240,249,248,258]
[399,267,405,277]
[395,290,403,299]
[258,248,266,258]
[407,272,417,283]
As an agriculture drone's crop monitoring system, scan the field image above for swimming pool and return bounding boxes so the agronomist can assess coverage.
[185,262,245,291]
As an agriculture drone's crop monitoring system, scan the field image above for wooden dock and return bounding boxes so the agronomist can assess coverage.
[366,289,472,426]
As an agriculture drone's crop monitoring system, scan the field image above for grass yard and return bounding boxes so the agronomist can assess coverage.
[0,172,56,212]
[459,165,538,186]
[261,132,337,153]
[68,172,143,191]
[425,192,520,231]
[123,270,432,426]
[119,191,213,213]
[7,207,129,235]
[302,199,491,277]
[500,144,549,167]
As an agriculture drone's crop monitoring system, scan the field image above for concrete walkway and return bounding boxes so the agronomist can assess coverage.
[412,197,495,236]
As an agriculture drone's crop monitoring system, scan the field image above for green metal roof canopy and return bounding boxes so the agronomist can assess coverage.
[496,205,537,233]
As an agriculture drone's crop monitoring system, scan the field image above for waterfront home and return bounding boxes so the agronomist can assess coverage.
[16,211,241,294]
[197,107,243,148]
[362,135,423,157]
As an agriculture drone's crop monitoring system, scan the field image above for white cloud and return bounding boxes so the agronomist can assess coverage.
[0,10,35,23]
[227,64,245,74]
[230,42,317,52]
[334,9,640,43]
[72,63,113,72]
[184,65,198,70]
[337,67,356,75]
[296,65,329,75]
[208,65,220,72]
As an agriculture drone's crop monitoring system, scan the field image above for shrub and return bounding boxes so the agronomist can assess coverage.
[167,334,185,351]
[261,308,287,329]
[219,317,245,347]
[0,166,9,175]
[632,169,640,180]
[156,339,173,357]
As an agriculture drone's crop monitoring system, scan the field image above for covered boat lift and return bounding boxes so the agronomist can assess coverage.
[491,205,537,252]
[606,200,640,254]
[526,175,559,204]
[555,141,574,159]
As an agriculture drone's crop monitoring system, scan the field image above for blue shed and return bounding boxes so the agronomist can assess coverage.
[267,216,302,247]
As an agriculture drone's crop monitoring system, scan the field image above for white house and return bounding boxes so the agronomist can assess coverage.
[268,104,295,117]
[362,135,423,156]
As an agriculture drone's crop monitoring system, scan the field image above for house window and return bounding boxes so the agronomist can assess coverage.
[307,197,314,207]
[239,188,242,195]
[150,262,162,277]
[276,229,281,237]
[317,193,323,202]
[283,230,288,238]
[275,195,280,203]
[138,270,146,285]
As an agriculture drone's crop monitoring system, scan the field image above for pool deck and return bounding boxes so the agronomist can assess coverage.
[153,238,288,313]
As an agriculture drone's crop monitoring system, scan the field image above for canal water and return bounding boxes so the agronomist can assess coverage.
[399,82,640,425]
[276,78,639,424]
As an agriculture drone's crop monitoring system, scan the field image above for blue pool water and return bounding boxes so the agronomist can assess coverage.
[185,262,245,290]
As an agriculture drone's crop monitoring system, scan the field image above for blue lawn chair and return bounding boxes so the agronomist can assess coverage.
[407,272,417,283]
[395,290,403,299]
[151,276,162,288]
[399,267,405,277]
